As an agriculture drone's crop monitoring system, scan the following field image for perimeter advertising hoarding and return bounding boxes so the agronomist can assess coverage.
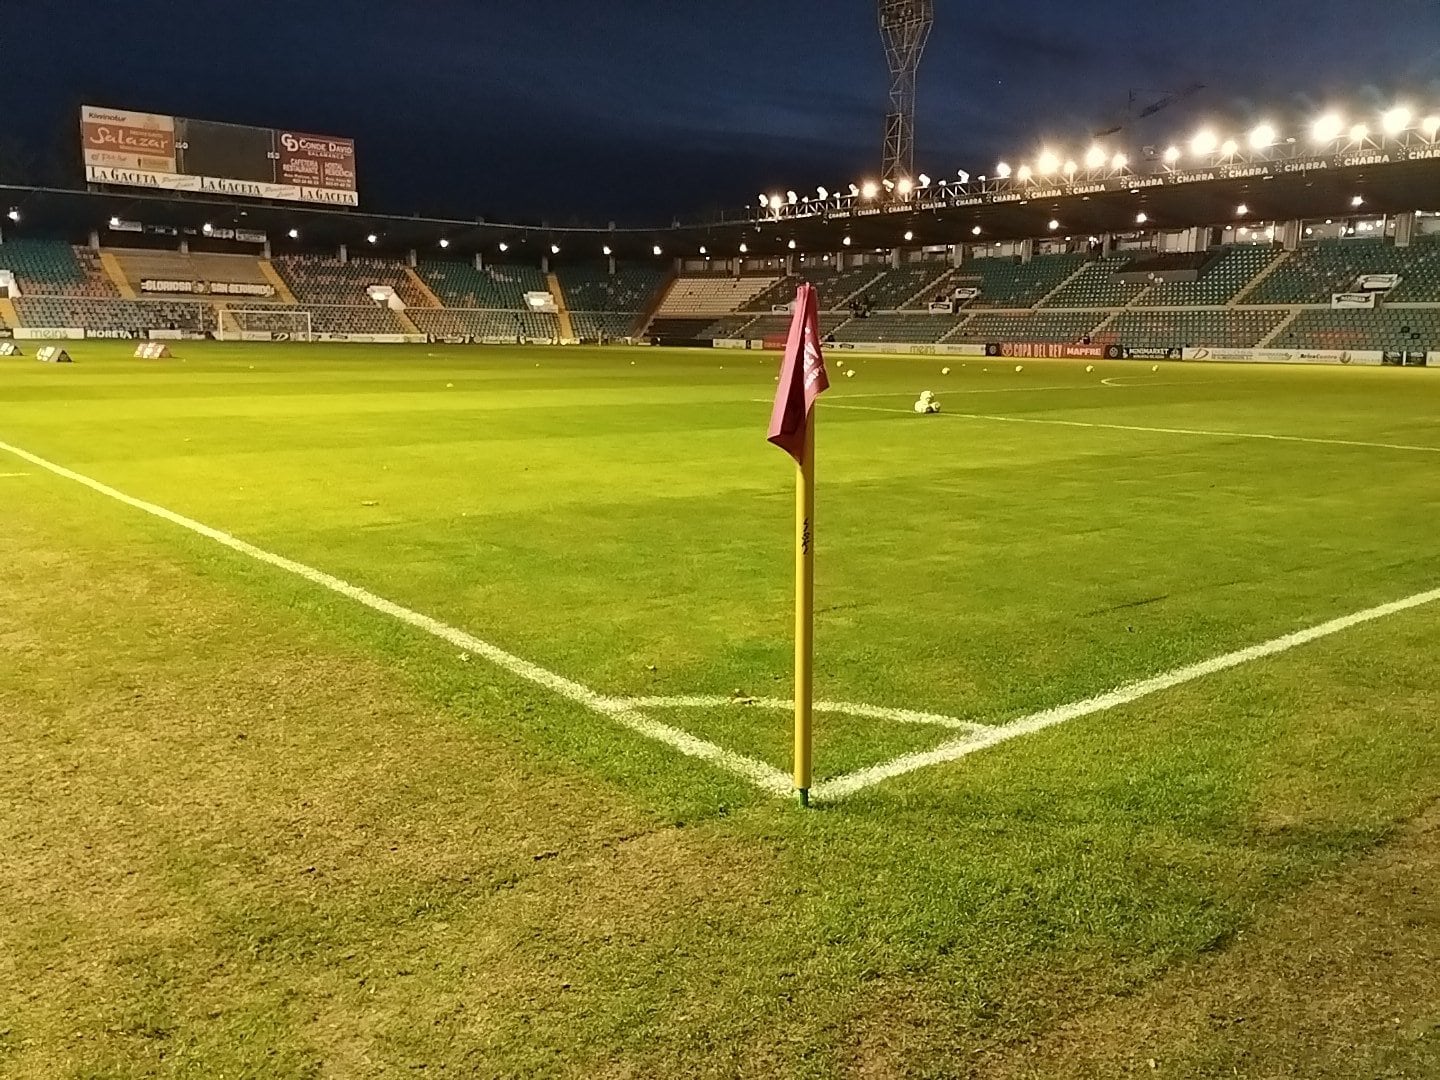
[81,106,358,207]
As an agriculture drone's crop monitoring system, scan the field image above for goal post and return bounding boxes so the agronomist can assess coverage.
[229,308,315,342]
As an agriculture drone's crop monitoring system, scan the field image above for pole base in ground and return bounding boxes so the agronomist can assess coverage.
[797,788,810,808]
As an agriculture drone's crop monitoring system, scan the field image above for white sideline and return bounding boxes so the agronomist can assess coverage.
[0,440,792,797]
[617,695,985,731]
[824,401,1440,455]
[814,585,1440,801]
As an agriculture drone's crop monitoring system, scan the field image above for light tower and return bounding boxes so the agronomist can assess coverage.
[877,0,934,185]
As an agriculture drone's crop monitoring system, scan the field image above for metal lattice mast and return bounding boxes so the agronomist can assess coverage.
[878,0,934,184]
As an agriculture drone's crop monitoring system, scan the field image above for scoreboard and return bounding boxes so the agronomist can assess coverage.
[81,106,358,207]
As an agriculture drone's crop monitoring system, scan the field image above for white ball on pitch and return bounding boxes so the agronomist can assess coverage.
[1015,365,1024,372]
[446,382,454,388]
[846,369,856,379]
[1085,365,1095,373]
[913,400,928,414]
[1152,365,1160,372]
[929,402,942,414]
[941,366,951,375]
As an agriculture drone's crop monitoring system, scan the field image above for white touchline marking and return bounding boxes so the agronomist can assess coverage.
[617,695,985,731]
[0,472,30,478]
[0,440,792,797]
[823,402,1440,455]
[815,583,1440,801]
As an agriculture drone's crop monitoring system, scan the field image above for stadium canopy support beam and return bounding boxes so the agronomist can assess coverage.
[878,0,934,184]
[1396,211,1416,248]
[338,243,348,265]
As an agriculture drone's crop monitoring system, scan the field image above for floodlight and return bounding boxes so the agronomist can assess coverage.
[1312,113,1344,142]
[971,225,982,236]
[698,245,707,255]
[498,242,509,252]
[1111,152,1129,170]
[1248,123,1276,150]
[1163,146,1181,164]
[842,235,852,246]
[903,230,914,241]
[882,179,895,191]
[603,245,612,256]
[439,238,449,248]
[1236,203,1249,216]
[768,194,784,210]
[848,183,861,196]
[1085,145,1106,169]
[1349,123,1369,142]
[1382,107,1412,135]
[896,177,913,196]
[862,181,879,198]
[650,245,661,256]
[1017,164,1033,182]
[739,242,748,253]
[1351,194,1365,207]
[956,169,970,183]
[995,161,1012,178]
[288,228,299,239]
[916,173,930,188]
[816,186,829,200]
[550,244,560,254]
[1424,116,1440,138]
[203,222,215,235]
[786,190,798,205]
[758,192,769,207]
[1036,150,1060,175]
[1190,129,1218,156]
[1047,219,1060,230]
[366,232,377,243]
[5,208,19,223]
[1064,160,1077,176]
[1220,139,1238,157]
[787,239,797,250]
[1135,212,1148,224]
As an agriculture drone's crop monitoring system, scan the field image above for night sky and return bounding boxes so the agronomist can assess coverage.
[7,0,1440,224]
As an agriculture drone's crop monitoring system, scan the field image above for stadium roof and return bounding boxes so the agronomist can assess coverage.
[5,153,1440,262]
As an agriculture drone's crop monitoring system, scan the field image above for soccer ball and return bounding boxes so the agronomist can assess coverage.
[846,370,856,379]
[941,366,951,375]
[1152,365,1160,372]
[1086,365,1095,373]
[1015,365,1024,372]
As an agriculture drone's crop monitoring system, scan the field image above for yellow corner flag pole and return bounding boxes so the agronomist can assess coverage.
[794,414,816,806]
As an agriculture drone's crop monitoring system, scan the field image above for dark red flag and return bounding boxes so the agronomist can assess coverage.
[766,283,829,462]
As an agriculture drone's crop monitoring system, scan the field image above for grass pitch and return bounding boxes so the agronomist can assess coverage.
[2,342,1439,1076]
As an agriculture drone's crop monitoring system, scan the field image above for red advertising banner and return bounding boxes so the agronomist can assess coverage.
[277,132,357,191]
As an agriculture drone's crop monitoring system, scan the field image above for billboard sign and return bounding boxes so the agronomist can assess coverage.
[81,106,358,207]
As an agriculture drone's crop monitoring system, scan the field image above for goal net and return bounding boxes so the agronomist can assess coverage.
[230,308,316,342]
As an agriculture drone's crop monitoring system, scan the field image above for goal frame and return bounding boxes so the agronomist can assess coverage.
[229,308,315,342]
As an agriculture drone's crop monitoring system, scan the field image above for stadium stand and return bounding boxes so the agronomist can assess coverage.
[741,312,851,338]
[1040,257,1149,308]
[877,263,957,309]
[408,308,560,340]
[569,311,639,340]
[110,250,272,293]
[555,264,665,312]
[0,239,118,297]
[946,253,1087,308]
[273,255,430,308]
[1104,308,1291,348]
[1276,308,1440,351]
[417,261,548,309]
[652,275,779,319]
[14,296,216,332]
[1246,239,1417,305]
[946,310,1105,344]
[1135,246,1283,306]
[833,313,965,344]
[699,314,759,339]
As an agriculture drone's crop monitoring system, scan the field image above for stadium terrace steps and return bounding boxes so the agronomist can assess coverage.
[0,297,17,328]
[258,260,299,304]
[13,296,217,333]
[546,271,576,341]
[1258,308,1304,347]
[0,240,120,298]
[1132,246,1284,308]
[230,304,409,336]
[834,312,964,344]
[402,266,444,309]
[98,252,138,299]
[569,311,639,341]
[1272,307,1440,350]
[943,309,1107,345]
[273,255,429,308]
[418,261,548,310]
[1040,257,1149,308]
[408,308,560,340]
[1106,308,1291,349]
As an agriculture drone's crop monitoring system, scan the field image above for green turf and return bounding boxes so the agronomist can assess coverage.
[3,341,1439,1075]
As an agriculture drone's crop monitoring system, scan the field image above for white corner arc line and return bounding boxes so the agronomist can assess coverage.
[0,440,791,798]
[618,695,985,731]
[813,584,1440,801]
[822,402,1440,455]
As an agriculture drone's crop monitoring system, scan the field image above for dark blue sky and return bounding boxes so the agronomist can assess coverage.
[8,0,1440,223]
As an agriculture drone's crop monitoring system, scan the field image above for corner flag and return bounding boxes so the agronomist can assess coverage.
[767,284,829,805]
